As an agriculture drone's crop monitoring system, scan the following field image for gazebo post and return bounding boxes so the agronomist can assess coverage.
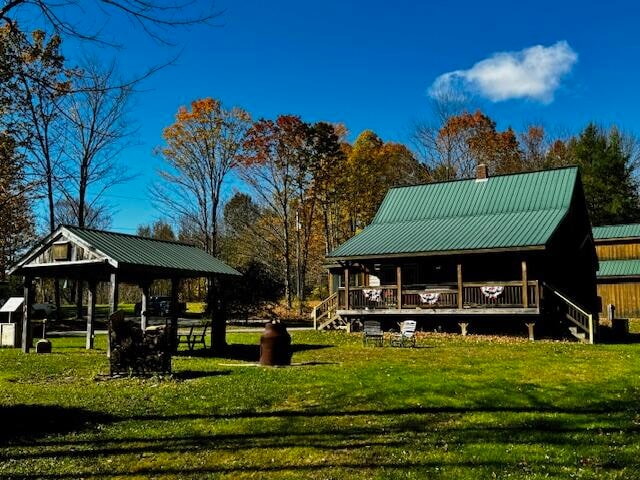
[21,276,33,353]
[170,277,180,351]
[107,272,118,358]
[86,280,97,350]
[109,272,119,315]
[140,281,150,330]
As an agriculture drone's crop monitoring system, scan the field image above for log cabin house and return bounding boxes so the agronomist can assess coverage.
[314,165,600,342]
[593,223,640,319]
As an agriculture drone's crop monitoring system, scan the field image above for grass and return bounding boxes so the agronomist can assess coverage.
[1,331,640,479]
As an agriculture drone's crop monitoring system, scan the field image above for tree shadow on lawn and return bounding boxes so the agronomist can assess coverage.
[5,404,640,478]
[176,343,332,362]
[172,370,232,380]
[0,405,114,445]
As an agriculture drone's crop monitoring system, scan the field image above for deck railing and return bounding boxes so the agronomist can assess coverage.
[402,287,458,309]
[337,280,539,310]
[463,281,538,308]
[344,286,398,310]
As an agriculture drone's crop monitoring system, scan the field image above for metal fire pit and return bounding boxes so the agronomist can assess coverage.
[259,321,292,366]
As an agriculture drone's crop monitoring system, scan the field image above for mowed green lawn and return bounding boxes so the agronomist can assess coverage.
[1,330,640,479]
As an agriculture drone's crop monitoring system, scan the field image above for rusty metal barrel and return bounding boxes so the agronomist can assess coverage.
[259,321,292,366]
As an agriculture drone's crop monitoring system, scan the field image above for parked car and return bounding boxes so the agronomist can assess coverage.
[134,296,187,317]
[31,302,57,319]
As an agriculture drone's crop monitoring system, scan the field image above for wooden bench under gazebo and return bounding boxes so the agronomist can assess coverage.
[9,225,240,353]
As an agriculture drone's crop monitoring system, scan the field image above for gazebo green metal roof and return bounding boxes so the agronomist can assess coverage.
[597,259,640,278]
[10,225,241,278]
[592,223,640,241]
[328,167,579,260]
[64,226,241,276]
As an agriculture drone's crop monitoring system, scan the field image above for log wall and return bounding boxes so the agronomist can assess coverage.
[597,281,640,318]
[596,242,640,261]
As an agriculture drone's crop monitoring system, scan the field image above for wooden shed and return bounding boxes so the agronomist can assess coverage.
[314,165,599,342]
[593,223,640,318]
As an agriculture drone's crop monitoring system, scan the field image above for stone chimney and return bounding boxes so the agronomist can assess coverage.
[476,163,488,181]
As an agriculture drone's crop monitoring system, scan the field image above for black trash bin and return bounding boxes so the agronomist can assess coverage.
[259,321,292,366]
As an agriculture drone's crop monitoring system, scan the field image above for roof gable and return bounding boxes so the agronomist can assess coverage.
[329,167,579,259]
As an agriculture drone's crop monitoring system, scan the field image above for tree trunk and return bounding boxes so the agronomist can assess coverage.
[47,171,62,320]
[284,224,292,309]
[75,178,86,319]
[209,277,227,353]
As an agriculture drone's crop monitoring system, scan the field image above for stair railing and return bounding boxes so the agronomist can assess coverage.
[312,292,338,330]
[543,282,594,344]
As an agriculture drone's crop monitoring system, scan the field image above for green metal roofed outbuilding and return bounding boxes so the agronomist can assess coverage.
[9,225,240,353]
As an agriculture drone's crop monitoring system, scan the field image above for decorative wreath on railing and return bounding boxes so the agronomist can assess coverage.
[362,288,382,302]
[480,286,504,299]
[419,292,440,305]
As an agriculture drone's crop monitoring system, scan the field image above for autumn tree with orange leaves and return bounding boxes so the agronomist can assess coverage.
[433,110,522,179]
[154,97,251,256]
[237,115,309,309]
[154,97,250,350]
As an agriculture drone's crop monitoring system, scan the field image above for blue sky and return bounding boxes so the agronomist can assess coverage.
[50,0,640,233]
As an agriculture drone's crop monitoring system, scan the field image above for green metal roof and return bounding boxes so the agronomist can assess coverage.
[598,259,640,278]
[65,226,241,276]
[328,167,579,259]
[593,223,640,240]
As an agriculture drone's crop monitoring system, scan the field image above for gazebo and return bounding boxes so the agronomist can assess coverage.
[9,225,240,353]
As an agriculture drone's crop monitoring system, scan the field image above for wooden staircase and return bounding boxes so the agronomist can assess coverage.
[543,283,595,344]
[311,293,347,330]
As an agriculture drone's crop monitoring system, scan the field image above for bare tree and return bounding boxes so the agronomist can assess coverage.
[60,59,134,229]
[59,59,134,318]
[55,197,112,230]
[412,87,474,180]
[152,98,251,256]
[152,98,250,351]
[237,116,303,309]
[0,0,219,46]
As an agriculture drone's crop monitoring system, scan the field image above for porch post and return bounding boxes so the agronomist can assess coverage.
[457,263,463,309]
[140,282,150,330]
[396,265,402,309]
[86,280,97,350]
[521,260,528,308]
[21,276,33,353]
[344,267,350,310]
[328,272,333,295]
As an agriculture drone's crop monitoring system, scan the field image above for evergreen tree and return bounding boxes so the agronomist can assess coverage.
[570,123,640,226]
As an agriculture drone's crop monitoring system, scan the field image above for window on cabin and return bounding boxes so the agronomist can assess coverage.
[403,264,418,286]
[378,266,396,285]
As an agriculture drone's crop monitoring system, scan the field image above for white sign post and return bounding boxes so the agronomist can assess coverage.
[0,297,24,347]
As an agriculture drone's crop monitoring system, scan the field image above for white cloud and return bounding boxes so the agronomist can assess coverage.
[430,41,578,103]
